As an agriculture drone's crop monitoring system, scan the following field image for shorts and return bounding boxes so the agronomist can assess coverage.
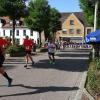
[48,52,55,56]
[25,51,31,55]
[0,54,5,67]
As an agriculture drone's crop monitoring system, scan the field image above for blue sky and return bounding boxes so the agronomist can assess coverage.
[48,0,82,12]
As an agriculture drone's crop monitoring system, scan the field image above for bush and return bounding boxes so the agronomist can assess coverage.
[95,58,100,70]
[6,45,25,57]
[40,48,48,52]
[86,59,100,97]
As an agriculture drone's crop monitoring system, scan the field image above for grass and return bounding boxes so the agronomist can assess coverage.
[85,58,100,99]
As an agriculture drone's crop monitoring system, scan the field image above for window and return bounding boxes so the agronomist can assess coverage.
[23,30,26,36]
[16,39,20,44]
[16,30,19,36]
[69,29,74,34]
[77,29,81,34]
[10,30,12,36]
[62,29,67,34]
[31,33,33,36]
[70,20,74,25]
[87,29,91,34]
[3,30,5,36]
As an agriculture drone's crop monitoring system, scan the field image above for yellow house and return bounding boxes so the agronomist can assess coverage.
[56,12,93,43]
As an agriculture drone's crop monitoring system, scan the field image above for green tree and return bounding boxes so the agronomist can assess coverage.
[25,0,50,46]
[80,0,100,28]
[25,0,61,44]
[0,0,28,44]
[80,0,100,58]
[49,8,61,39]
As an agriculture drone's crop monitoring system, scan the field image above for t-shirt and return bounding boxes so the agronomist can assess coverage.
[23,39,33,51]
[0,38,7,54]
[48,42,56,53]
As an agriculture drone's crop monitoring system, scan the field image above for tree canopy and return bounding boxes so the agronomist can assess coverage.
[49,8,61,38]
[0,0,28,19]
[0,0,28,44]
[80,0,100,28]
[25,0,61,42]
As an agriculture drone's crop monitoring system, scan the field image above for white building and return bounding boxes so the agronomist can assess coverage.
[0,17,39,45]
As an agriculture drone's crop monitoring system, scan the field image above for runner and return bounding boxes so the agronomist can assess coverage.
[48,39,56,64]
[23,36,34,68]
[0,37,12,87]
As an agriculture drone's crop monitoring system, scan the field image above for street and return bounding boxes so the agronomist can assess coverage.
[0,48,90,100]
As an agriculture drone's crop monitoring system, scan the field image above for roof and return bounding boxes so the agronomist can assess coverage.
[60,12,91,27]
[0,16,26,28]
[0,12,92,28]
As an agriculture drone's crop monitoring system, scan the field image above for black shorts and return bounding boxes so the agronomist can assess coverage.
[48,52,54,56]
[0,54,5,67]
[25,51,31,55]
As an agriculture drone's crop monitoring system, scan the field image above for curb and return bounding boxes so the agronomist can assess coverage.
[74,71,95,100]
[82,88,95,100]
[74,71,87,100]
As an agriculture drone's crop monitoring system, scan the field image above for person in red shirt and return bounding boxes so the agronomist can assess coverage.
[0,37,12,87]
[23,36,34,68]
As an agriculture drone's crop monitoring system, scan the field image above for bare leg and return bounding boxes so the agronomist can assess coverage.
[52,55,55,62]
[0,67,12,87]
[48,54,52,63]
[29,54,34,62]
[28,54,34,65]
[24,54,28,67]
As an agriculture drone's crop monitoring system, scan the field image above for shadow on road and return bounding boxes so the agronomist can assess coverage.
[33,58,89,72]
[56,53,88,57]
[0,84,79,97]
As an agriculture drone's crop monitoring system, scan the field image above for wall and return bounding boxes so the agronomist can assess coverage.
[0,23,39,44]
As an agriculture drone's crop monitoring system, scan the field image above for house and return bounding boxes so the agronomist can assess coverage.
[0,16,39,45]
[56,12,93,43]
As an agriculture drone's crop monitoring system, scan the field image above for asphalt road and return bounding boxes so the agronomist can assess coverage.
[0,48,90,100]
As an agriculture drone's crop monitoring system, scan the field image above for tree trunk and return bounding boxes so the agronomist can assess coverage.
[95,44,99,57]
[39,31,42,47]
[12,19,15,45]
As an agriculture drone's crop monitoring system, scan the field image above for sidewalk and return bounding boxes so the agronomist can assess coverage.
[0,49,89,100]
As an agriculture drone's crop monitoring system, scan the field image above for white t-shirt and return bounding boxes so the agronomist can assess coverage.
[48,42,56,53]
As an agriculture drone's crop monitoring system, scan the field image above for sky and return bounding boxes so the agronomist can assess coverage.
[48,0,82,12]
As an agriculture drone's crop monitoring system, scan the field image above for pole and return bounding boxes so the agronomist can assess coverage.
[92,0,98,59]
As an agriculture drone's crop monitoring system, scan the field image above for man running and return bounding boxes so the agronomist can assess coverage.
[23,36,34,68]
[48,39,56,64]
[0,37,12,87]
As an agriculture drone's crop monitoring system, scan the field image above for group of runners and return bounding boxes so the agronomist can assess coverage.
[0,35,56,86]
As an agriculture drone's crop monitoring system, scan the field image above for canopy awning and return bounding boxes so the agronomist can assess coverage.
[85,29,100,43]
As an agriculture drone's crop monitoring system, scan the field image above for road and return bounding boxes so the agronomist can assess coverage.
[0,48,90,100]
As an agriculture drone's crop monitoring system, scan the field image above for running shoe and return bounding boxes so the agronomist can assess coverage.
[8,78,13,87]
[49,60,52,64]
[32,61,35,66]
[24,65,27,68]
[52,62,55,64]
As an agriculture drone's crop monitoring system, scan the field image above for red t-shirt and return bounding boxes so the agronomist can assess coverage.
[3,39,8,47]
[0,38,8,48]
[0,38,7,54]
[23,39,33,51]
